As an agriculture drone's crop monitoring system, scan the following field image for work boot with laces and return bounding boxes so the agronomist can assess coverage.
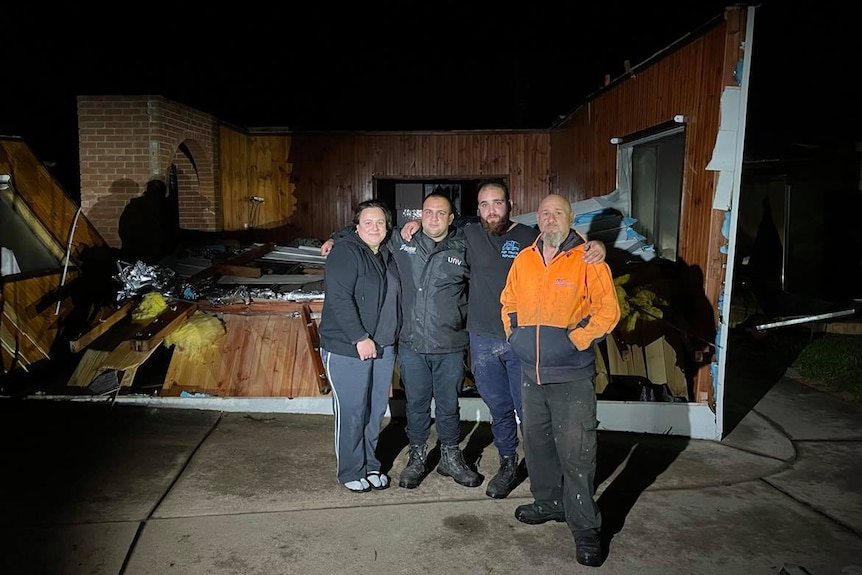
[574,531,603,567]
[514,501,566,525]
[398,444,427,489]
[485,453,519,498]
[436,444,482,487]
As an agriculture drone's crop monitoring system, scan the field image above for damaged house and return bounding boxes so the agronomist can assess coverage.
[2,5,758,440]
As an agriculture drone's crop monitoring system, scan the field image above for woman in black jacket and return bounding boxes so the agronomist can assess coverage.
[318,200,401,493]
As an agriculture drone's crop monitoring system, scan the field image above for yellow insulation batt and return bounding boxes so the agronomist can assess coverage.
[164,311,226,362]
[132,292,169,322]
[614,276,666,335]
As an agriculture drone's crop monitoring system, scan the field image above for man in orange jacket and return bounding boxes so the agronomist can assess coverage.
[501,193,620,568]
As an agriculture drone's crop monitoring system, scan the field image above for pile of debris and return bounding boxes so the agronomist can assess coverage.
[63,242,329,400]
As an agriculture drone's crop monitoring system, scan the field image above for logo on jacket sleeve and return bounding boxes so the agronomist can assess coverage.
[448,256,463,266]
[400,244,418,254]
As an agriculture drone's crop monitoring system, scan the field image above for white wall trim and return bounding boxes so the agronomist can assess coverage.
[26,395,720,440]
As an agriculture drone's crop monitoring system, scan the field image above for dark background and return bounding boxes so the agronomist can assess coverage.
[0,1,858,197]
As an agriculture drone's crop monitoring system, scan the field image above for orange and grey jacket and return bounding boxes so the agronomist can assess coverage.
[501,230,620,384]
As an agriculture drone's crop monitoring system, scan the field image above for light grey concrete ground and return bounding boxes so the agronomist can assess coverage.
[1,373,861,575]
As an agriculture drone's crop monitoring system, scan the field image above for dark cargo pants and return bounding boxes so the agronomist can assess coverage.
[521,373,601,535]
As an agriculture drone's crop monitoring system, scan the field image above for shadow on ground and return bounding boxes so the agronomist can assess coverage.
[723,324,811,436]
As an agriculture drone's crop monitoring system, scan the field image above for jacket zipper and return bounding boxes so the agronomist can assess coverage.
[535,248,549,385]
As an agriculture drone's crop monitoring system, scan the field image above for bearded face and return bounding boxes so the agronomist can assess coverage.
[481,215,510,235]
[477,185,512,236]
[542,229,567,248]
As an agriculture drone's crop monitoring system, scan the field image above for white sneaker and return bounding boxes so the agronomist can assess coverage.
[366,471,390,490]
[343,478,371,493]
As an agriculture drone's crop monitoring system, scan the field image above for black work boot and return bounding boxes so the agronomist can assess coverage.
[398,444,427,489]
[514,502,565,525]
[485,454,519,499]
[574,531,603,567]
[436,444,482,487]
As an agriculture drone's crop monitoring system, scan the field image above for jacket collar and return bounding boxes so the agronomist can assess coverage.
[533,229,586,254]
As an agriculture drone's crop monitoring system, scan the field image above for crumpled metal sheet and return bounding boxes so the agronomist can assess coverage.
[206,286,325,305]
[114,261,177,300]
[113,260,325,304]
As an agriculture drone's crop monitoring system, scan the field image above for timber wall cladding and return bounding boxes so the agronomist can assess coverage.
[219,126,297,231]
[78,95,222,247]
[2,273,78,369]
[0,138,105,370]
[549,8,743,403]
[285,132,551,241]
[0,138,106,258]
[550,12,730,301]
[162,304,325,398]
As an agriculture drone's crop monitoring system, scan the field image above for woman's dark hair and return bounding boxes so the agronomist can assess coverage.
[353,199,393,232]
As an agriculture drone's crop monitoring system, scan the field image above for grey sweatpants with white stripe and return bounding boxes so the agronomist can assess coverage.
[321,346,396,483]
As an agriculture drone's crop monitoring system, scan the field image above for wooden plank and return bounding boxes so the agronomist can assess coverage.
[67,342,161,389]
[187,243,276,285]
[163,338,222,395]
[66,345,163,387]
[103,344,160,372]
[284,313,305,397]
[67,349,111,387]
[214,264,262,278]
[250,315,276,396]
[197,300,323,316]
[120,366,139,388]
[2,274,78,366]
[129,302,197,352]
[211,274,324,286]
[301,303,330,395]
[69,300,136,352]
[229,315,257,396]
[269,313,293,396]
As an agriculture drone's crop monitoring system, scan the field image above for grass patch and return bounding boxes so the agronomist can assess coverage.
[792,334,862,402]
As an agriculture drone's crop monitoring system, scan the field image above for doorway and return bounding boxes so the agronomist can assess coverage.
[375,178,488,228]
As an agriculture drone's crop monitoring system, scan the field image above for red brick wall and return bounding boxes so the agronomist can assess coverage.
[78,95,222,249]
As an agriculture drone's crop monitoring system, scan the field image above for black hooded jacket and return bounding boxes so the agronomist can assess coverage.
[318,230,401,358]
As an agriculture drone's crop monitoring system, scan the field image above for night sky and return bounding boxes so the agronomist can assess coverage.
[1,2,857,196]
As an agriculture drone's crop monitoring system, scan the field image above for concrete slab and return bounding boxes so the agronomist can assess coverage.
[594,432,789,494]
[764,441,862,535]
[721,406,796,461]
[153,412,788,520]
[0,401,219,524]
[125,482,862,575]
[753,376,862,441]
[3,365,861,575]
[0,521,138,575]
[153,414,522,518]
[598,481,862,574]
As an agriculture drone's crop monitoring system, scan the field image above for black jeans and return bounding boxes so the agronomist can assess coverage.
[398,347,465,447]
